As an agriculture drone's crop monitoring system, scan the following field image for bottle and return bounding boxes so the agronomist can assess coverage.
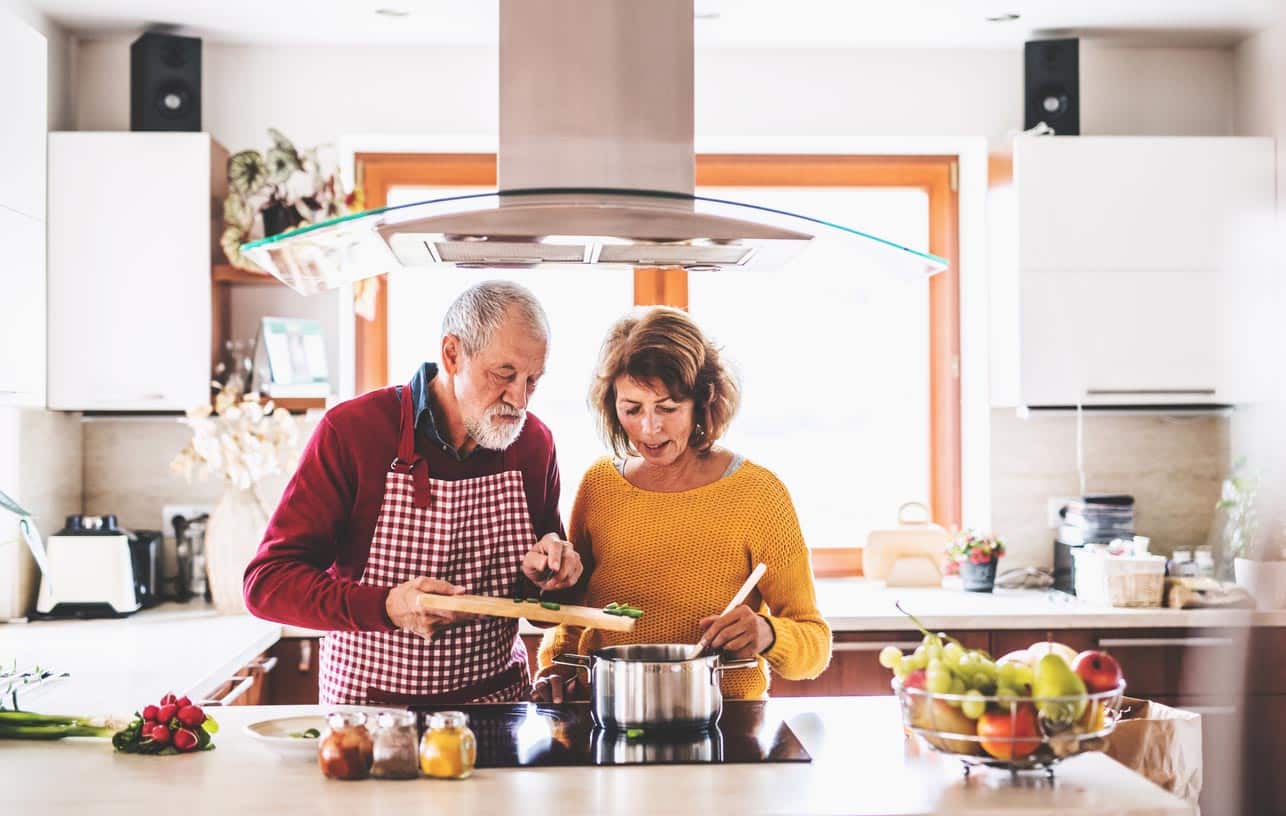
[318,712,374,780]
[419,711,477,779]
[371,710,420,780]
[1194,547,1215,579]
[1168,548,1195,578]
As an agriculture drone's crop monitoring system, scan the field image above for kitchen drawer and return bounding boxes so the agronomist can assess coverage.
[202,650,273,707]
[1093,629,1248,698]
[265,638,320,706]
[772,630,990,697]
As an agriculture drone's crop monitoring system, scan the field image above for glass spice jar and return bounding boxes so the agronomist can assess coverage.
[318,712,374,780]
[419,711,477,780]
[370,710,420,780]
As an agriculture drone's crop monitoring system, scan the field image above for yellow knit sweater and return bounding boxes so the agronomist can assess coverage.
[537,457,832,699]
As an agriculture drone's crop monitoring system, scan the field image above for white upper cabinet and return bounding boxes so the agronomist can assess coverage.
[0,207,46,405]
[0,13,46,221]
[1013,136,1275,407]
[0,11,47,406]
[48,133,225,412]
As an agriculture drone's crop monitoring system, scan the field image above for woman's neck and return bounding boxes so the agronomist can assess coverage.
[626,446,728,492]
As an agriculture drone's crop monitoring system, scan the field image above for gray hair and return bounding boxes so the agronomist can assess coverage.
[441,280,550,356]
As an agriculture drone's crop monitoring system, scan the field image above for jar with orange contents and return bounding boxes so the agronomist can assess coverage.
[418,711,477,779]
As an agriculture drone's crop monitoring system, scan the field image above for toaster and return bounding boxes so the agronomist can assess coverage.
[35,514,146,618]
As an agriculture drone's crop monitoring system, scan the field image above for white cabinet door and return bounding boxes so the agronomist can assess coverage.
[47,133,212,412]
[1014,137,1275,407]
[0,206,46,405]
[0,14,46,220]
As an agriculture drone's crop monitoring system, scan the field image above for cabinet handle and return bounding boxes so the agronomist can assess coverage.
[199,675,255,707]
[1085,388,1216,397]
[832,641,924,653]
[138,393,167,401]
[1097,636,1237,648]
[249,656,279,674]
[297,640,312,673]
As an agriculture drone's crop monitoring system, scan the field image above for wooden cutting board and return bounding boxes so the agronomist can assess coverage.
[416,593,638,632]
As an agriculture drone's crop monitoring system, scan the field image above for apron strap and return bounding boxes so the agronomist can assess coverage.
[392,384,432,510]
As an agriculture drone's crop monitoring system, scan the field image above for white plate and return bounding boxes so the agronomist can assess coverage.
[243,715,326,761]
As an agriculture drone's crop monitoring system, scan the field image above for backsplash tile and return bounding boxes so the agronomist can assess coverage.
[990,408,1229,569]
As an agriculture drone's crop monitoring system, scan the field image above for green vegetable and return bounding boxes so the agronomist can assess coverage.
[625,728,645,740]
[540,601,561,610]
[0,710,118,741]
[289,728,320,739]
[622,608,644,619]
[513,597,525,603]
[526,598,541,604]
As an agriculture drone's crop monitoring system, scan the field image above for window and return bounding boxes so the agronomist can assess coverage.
[688,187,931,548]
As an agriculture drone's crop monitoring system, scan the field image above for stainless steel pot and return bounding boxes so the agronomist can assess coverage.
[554,644,758,730]
[590,723,723,764]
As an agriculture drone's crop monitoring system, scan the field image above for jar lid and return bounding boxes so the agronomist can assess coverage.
[428,711,469,730]
[327,711,367,729]
[376,710,417,728]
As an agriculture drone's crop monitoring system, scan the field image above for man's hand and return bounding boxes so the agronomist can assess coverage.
[385,576,476,640]
[521,533,582,591]
[697,606,775,659]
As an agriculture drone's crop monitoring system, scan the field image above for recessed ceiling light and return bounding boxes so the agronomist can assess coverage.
[375,8,410,17]
[985,12,1021,22]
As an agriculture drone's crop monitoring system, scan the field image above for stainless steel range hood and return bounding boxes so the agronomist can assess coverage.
[242,0,946,294]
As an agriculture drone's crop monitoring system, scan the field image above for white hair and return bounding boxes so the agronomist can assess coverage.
[441,280,550,356]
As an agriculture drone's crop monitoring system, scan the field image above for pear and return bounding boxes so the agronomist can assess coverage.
[1033,653,1088,725]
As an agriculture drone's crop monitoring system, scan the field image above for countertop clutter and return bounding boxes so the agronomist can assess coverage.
[0,700,1192,815]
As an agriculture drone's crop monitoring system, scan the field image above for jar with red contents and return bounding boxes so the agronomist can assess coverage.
[318,712,374,780]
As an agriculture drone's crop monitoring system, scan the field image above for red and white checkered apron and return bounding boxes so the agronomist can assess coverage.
[319,385,534,705]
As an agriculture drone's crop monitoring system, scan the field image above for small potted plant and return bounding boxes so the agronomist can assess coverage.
[948,531,1005,593]
[1220,461,1286,609]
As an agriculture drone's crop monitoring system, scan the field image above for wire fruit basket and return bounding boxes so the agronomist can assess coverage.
[893,679,1127,779]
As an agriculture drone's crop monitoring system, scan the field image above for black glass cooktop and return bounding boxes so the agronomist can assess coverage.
[410,701,811,767]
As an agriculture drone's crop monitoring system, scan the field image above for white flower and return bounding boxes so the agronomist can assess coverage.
[170,381,301,489]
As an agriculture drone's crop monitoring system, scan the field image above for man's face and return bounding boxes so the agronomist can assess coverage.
[448,311,548,450]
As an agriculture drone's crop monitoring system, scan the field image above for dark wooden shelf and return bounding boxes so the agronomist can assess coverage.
[212,263,278,286]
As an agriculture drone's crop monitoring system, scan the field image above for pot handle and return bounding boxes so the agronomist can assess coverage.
[553,653,592,677]
[713,657,759,674]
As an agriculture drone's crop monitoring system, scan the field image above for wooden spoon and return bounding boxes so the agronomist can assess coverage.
[689,562,768,658]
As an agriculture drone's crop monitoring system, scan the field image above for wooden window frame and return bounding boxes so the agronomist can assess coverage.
[354,153,962,572]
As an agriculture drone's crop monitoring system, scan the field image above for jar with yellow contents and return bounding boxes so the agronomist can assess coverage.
[418,711,477,779]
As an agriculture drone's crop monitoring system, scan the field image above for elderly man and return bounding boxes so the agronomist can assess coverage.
[244,280,580,705]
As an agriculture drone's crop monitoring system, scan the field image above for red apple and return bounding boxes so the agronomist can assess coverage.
[1072,650,1124,694]
[903,668,927,689]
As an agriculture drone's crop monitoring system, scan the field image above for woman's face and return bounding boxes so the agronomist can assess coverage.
[614,375,694,467]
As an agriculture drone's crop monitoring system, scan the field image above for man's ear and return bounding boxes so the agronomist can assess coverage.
[441,334,462,376]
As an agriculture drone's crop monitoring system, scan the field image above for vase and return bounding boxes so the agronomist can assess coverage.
[204,485,269,615]
[960,560,997,593]
[1234,558,1286,610]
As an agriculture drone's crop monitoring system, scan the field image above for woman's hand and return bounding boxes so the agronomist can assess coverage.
[530,672,587,703]
[697,606,775,659]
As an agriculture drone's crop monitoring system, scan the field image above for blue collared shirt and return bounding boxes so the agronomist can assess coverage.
[407,362,470,461]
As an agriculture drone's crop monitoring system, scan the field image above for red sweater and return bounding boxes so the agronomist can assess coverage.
[243,384,563,632]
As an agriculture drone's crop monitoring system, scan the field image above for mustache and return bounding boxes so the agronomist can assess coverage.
[488,402,525,418]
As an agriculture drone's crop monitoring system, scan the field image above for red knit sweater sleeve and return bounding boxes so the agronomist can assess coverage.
[242,415,395,632]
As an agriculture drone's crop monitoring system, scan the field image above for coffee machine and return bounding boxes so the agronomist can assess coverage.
[1053,495,1135,594]
[35,514,161,618]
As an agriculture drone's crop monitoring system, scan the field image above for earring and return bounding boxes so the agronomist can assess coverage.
[695,424,705,438]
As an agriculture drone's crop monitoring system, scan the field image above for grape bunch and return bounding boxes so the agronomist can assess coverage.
[879,603,1033,722]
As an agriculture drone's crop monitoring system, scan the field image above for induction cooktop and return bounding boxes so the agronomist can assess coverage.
[410,701,811,767]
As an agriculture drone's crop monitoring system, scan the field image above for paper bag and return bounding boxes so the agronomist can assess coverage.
[1105,696,1203,804]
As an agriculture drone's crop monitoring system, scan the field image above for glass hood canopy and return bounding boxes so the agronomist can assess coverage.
[241,187,948,296]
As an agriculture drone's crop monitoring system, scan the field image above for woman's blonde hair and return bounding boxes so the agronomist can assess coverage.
[589,307,740,458]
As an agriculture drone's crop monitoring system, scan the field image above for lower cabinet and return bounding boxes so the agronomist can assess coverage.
[264,639,321,706]
[201,650,274,707]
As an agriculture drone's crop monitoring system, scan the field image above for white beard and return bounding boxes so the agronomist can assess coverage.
[466,403,528,450]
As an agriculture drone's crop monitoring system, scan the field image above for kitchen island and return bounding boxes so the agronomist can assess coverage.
[1,698,1193,815]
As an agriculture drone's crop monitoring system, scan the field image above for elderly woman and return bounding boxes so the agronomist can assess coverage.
[533,306,831,701]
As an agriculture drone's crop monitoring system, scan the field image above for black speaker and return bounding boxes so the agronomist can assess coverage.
[130,32,201,132]
[1024,38,1078,135]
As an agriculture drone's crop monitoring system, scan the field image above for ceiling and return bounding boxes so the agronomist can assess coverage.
[27,0,1276,48]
